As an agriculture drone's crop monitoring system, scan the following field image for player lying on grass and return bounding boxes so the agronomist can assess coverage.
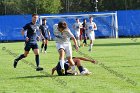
[52,57,96,76]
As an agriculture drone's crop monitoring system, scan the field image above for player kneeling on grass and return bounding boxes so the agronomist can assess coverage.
[13,13,44,71]
[52,57,96,76]
[53,21,79,75]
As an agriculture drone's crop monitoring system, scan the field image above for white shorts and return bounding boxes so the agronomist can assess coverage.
[88,31,95,40]
[75,31,80,38]
[56,42,72,57]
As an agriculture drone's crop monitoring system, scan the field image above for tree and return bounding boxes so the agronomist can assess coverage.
[20,0,62,14]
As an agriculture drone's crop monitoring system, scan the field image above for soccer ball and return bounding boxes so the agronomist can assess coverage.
[83,68,89,72]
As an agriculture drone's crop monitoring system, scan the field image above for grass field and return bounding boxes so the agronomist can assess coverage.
[0,38,140,93]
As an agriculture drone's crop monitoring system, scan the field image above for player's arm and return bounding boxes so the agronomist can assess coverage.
[73,24,76,30]
[71,37,79,51]
[21,28,29,42]
[67,29,79,51]
[47,29,51,40]
[93,23,97,30]
[52,66,57,75]
[21,28,25,36]
[39,29,45,40]
[74,57,96,64]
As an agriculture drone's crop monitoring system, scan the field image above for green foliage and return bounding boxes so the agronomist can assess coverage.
[0,0,62,15]
[0,0,140,15]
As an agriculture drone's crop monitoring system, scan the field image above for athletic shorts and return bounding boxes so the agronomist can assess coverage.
[75,31,80,38]
[24,43,38,51]
[88,31,95,40]
[56,62,69,76]
[42,37,48,40]
[56,42,72,57]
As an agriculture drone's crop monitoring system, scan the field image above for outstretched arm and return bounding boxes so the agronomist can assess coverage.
[73,57,96,64]
[52,67,57,75]
[71,37,79,51]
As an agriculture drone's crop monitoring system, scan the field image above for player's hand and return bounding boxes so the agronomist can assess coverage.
[37,36,40,41]
[75,45,79,52]
[26,37,29,42]
[43,39,45,43]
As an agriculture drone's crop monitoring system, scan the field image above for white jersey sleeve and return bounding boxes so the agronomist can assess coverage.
[53,25,74,43]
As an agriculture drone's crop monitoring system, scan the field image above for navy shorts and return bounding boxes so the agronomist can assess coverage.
[56,62,69,76]
[42,37,48,40]
[24,43,38,51]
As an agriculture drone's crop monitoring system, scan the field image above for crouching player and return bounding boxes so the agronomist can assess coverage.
[52,57,96,76]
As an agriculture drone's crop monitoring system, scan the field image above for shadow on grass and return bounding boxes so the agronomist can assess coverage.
[94,42,140,47]
[10,75,58,79]
[10,74,81,79]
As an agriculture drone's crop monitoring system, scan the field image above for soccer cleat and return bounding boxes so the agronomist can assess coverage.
[80,71,92,75]
[36,67,44,71]
[67,70,79,75]
[82,43,85,47]
[40,49,43,53]
[44,51,46,54]
[88,49,92,52]
[61,69,65,75]
[13,59,18,68]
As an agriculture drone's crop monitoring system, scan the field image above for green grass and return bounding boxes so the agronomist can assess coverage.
[0,38,140,93]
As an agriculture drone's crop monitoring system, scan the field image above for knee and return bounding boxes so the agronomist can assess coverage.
[24,54,28,57]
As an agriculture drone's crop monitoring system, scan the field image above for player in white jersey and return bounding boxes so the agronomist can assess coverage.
[53,21,79,74]
[73,18,81,47]
[86,16,97,51]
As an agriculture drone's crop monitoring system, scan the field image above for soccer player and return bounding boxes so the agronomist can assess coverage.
[82,19,87,47]
[73,18,81,47]
[53,21,79,75]
[39,18,50,53]
[13,13,44,71]
[52,57,96,76]
[86,16,97,51]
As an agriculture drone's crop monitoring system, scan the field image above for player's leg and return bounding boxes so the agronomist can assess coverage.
[77,36,80,47]
[44,38,48,53]
[89,40,93,51]
[41,39,45,52]
[33,44,43,71]
[58,48,65,74]
[13,43,30,68]
[73,59,84,73]
[82,32,87,47]
[75,32,80,47]
[74,58,91,75]
[56,43,65,74]
[88,33,94,51]
[65,43,76,72]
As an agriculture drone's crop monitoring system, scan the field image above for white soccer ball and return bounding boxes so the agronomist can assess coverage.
[83,68,89,72]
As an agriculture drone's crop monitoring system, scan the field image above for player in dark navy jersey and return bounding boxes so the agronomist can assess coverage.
[39,18,50,53]
[52,57,96,76]
[13,14,44,71]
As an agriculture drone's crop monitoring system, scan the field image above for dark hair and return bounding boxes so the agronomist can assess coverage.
[76,18,79,20]
[42,18,46,21]
[83,19,86,21]
[58,21,67,29]
[32,13,38,17]
[89,16,93,19]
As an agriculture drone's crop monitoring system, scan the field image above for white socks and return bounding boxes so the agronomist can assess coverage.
[89,44,93,50]
[78,40,80,47]
[60,60,65,69]
[71,65,75,71]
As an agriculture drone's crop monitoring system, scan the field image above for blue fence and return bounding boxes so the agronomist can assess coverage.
[0,10,140,41]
